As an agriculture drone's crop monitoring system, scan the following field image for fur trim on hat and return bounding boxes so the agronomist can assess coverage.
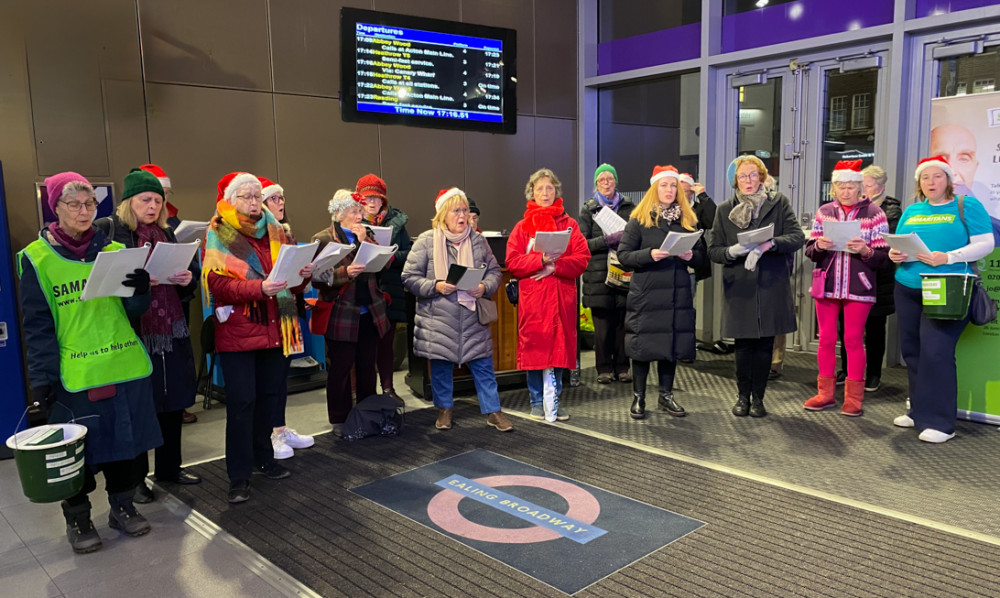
[914,156,954,182]
[223,172,261,201]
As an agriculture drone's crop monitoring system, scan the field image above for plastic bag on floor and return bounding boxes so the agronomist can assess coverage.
[342,394,404,441]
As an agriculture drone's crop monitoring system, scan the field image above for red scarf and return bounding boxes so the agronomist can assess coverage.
[522,198,565,237]
[136,223,188,355]
[48,223,94,259]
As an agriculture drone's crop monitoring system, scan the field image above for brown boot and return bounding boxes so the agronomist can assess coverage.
[435,408,453,430]
[804,375,837,411]
[843,379,865,416]
[486,411,513,432]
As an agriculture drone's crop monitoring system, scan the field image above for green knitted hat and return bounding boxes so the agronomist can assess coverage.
[593,163,618,185]
[122,167,164,201]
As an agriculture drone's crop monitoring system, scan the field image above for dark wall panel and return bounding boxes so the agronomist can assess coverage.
[534,0,577,119]
[463,116,536,232]
[462,0,535,116]
[144,83,277,221]
[598,123,645,193]
[372,0,460,20]
[139,0,272,90]
[534,117,578,214]
[273,93,381,236]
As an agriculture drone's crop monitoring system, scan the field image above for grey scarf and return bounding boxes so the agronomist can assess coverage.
[728,187,769,229]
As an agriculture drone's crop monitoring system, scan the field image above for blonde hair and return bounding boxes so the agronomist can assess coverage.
[632,181,698,231]
[431,194,470,229]
[732,155,769,186]
[524,168,562,201]
[116,192,168,230]
[861,165,887,187]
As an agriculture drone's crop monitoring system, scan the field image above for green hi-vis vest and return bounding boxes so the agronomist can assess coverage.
[18,236,152,392]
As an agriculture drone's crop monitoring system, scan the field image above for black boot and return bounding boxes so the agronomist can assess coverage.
[629,392,646,420]
[658,391,686,417]
[62,499,103,554]
[732,395,750,417]
[108,489,151,537]
[749,397,767,418]
[134,481,155,504]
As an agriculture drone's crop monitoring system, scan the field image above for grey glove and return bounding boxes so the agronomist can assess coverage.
[744,247,763,271]
[604,230,623,249]
[728,243,752,258]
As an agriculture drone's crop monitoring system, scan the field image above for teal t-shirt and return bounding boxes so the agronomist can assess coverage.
[894,196,992,289]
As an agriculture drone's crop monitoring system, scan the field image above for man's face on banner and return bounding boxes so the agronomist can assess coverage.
[930,123,979,190]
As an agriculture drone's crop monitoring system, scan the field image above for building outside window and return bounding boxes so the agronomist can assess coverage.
[830,95,847,131]
[851,93,871,129]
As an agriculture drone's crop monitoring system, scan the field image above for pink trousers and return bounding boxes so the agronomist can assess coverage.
[814,298,872,380]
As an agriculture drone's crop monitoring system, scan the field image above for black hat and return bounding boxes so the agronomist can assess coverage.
[467,198,481,216]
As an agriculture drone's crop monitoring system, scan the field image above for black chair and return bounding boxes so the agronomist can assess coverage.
[196,316,222,409]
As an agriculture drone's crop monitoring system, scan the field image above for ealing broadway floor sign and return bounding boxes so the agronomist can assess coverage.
[351,449,704,595]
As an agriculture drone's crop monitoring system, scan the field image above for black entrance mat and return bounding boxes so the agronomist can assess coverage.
[169,405,1000,597]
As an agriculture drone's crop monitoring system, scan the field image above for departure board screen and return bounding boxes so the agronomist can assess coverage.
[341,8,517,134]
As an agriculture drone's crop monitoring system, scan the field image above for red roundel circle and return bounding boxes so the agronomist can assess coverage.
[426,475,601,544]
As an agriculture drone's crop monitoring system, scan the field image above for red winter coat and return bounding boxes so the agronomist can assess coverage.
[506,210,590,370]
[208,234,309,353]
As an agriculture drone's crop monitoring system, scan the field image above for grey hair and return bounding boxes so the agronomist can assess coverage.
[861,165,887,187]
[60,181,95,202]
[524,168,562,201]
[328,188,358,222]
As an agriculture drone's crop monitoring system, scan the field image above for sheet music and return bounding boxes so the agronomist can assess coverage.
[173,220,209,244]
[593,206,627,235]
[352,241,398,272]
[659,230,704,254]
[455,267,486,291]
[266,241,319,287]
[821,220,862,253]
[80,245,151,301]
[883,233,931,262]
[144,240,200,284]
[312,242,354,277]
[368,225,393,246]
[736,223,774,247]
[533,229,572,255]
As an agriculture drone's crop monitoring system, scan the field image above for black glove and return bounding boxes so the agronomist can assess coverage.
[122,268,151,295]
[30,385,56,418]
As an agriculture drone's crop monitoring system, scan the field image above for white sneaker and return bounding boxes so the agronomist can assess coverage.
[893,414,915,428]
[271,433,294,459]
[918,429,955,443]
[280,428,314,449]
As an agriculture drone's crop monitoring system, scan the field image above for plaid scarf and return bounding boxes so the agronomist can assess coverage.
[202,199,303,356]
[136,222,188,355]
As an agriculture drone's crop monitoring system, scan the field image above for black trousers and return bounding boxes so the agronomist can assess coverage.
[375,321,397,391]
[219,348,286,482]
[325,313,380,424]
[839,311,888,379]
[631,359,677,395]
[271,355,292,428]
[66,455,146,507]
[591,307,629,375]
[137,409,184,482]
[734,336,775,401]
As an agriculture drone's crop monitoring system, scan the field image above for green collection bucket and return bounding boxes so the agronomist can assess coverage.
[5,423,87,503]
[921,273,975,320]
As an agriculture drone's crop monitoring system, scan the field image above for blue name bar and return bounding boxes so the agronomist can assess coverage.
[435,475,607,544]
[357,22,502,52]
[357,102,503,123]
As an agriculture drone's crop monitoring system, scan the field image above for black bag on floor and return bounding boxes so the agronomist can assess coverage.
[342,394,404,441]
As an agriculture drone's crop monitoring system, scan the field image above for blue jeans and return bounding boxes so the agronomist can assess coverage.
[525,368,564,407]
[429,357,502,414]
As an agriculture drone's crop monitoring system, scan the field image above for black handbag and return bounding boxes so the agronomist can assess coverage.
[505,278,519,306]
[956,196,998,325]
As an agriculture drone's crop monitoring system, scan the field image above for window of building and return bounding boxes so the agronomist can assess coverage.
[830,96,847,131]
[851,93,871,129]
[973,78,996,94]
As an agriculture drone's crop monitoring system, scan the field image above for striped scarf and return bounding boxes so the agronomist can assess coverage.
[202,199,303,356]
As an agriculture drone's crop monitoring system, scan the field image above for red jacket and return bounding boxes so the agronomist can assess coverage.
[506,211,590,370]
[208,234,309,353]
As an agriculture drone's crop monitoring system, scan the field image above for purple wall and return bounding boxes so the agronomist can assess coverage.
[720,0,894,54]
[597,23,700,75]
[915,0,999,17]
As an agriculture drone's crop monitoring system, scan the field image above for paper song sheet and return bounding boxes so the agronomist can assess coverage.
[882,233,931,262]
[144,240,200,284]
[593,206,627,235]
[80,244,151,301]
[821,220,862,253]
[368,225,393,246]
[352,241,398,272]
[312,242,354,276]
[173,220,209,244]
[446,265,486,291]
[267,241,319,287]
[532,229,572,255]
[737,223,774,247]
[659,230,704,254]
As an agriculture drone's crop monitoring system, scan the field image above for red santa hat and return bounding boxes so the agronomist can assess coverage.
[831,159,864,183]
[914,155,954,182]
[435,187,466,212]
[139,163,171,189]
[678,173,695,186]
[650,165,680,186]
[216,172,260,202]
[258,176,284,202]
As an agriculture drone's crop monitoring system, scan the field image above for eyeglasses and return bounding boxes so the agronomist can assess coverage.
[736,172,760,182]
[235,193,263,203]
[266,195,285,203]
[450,208,470,215]
[59,199,98,213]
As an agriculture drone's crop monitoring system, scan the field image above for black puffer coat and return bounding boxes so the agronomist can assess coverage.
[616,215,707,362]
[871,195,902,318]
[368,206,412,324]
[579,194,635,310]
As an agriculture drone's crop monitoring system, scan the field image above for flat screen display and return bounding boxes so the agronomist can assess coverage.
[341,8,517,134]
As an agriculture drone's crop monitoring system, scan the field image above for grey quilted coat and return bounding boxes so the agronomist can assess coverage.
[402,229,502,364]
